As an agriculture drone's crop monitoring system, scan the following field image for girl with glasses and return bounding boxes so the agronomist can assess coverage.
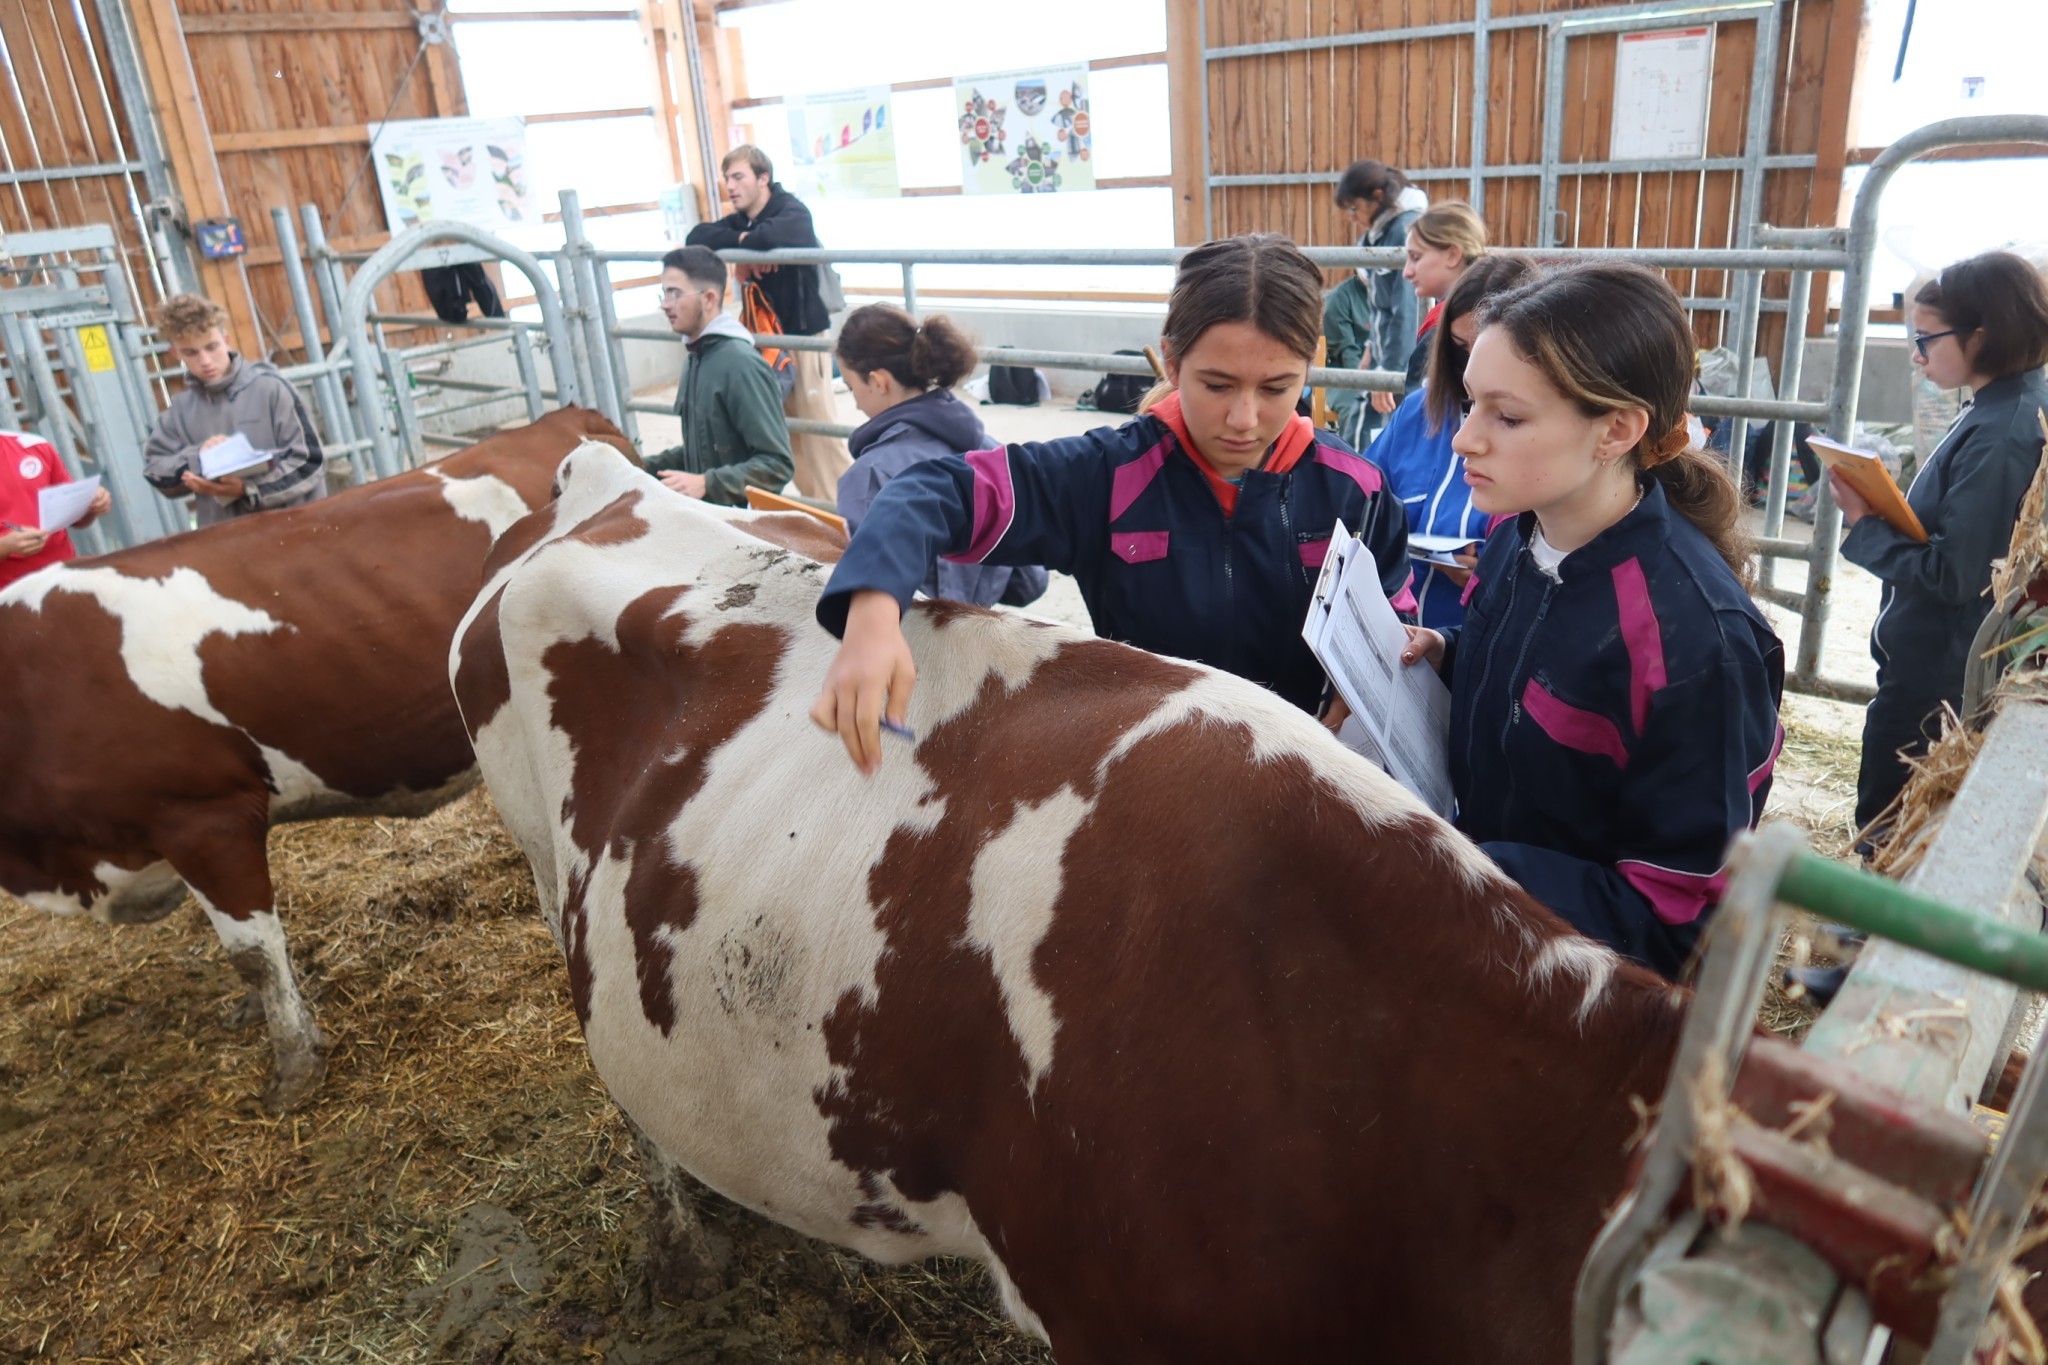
[1395,262,1784,978]
[1833,250,2048,842]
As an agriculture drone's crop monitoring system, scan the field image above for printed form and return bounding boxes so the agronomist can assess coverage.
[1302,518,1455,818]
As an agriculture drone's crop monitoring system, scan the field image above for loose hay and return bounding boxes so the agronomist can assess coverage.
[0,787,1050,1363]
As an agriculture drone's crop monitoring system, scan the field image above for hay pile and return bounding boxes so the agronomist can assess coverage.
[0,787,1050,1363]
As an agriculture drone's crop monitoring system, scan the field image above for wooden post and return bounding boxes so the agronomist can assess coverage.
[1165,0,1207,245]
[1806,0,1872,337]
[125,0,262,351]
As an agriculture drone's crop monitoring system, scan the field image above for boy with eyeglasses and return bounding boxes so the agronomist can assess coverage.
[644,246,795,506]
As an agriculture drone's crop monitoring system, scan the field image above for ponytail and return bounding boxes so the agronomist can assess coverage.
[1646,446,1752,588]
[835,303,978,392]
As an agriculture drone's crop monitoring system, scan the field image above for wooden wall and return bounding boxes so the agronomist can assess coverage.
[1173,0,1867,355]
[0,0,178,324]
[145,0,472,358]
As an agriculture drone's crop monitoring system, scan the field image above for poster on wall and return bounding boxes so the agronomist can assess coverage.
[786,88,899,199]
[952,65,1094,195]
[370,116,538,231]
[1610,27,1713,161]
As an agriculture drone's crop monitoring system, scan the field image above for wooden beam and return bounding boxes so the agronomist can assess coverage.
[638,0,688,189]
[525,106,655,124]
[214,108,654,153]
[449,9,639,19]
[732,52,1169,110]
[1165,0,1206,244]
[897,176,1171,198]
[1846,141,2048,166]
[1806,0,1871,336]
[126,0,262,351]
[180,11,415,33]
[542,200,661,223]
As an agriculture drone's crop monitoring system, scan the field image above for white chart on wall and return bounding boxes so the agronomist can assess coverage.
[1610,26,1713,162]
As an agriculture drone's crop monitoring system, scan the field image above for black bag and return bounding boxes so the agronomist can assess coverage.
[987,350,1041,406]
[1090,350,1152,415]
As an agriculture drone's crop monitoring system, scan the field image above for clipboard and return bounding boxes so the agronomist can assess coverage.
[1808,434,1927,542]
[745,486,848,534]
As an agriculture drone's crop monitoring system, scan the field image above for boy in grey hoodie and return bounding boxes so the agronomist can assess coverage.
[143,293,326,528]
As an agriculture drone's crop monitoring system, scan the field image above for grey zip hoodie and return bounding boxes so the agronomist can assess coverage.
[143,353,326,527]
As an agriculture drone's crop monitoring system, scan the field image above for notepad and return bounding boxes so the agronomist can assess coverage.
[1808,434,1927,542]
[1407,533,1480,568]
[199,432,273,480]
[36,475,100,533]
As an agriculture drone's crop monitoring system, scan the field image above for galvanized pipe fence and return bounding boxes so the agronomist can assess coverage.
[7,116,2044,711]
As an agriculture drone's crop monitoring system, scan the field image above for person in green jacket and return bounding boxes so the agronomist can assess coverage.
[645,245,796,505]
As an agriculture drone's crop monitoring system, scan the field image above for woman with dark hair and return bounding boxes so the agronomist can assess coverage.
[1399,261,1785,978]
[1324,160,1428,444]
[835,304,1045,609]
[1836,249,2048,837]
[1364,255,1539,629]
[812,234,1413,773]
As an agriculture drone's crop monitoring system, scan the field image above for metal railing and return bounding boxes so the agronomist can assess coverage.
[48,113,2032,708]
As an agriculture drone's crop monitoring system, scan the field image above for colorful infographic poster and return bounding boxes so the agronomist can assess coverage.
[371,116,537,230]
[953,65,1094,195]
[787,88,900,199]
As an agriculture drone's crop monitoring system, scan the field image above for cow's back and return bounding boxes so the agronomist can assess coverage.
[0,407,631,818]
[457,443,1686,1362]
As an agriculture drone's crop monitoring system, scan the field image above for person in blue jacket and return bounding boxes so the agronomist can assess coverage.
[1396,262,1785,979]
[1371,255,1538,630]
[812,233,1414,774]
[834,303,1048,609]
[1833,251,2048,838]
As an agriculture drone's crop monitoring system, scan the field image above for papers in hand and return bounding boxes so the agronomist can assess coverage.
[199,432,273,480]
[1408,532,1479,568]
[1807,433,1927,542]
[1302,518,1456,818]
[36,476,101,533]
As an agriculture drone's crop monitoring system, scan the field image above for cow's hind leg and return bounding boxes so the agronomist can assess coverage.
[199,900,328,1111]
[160,810,330,1112]
[628,1117,729,1301]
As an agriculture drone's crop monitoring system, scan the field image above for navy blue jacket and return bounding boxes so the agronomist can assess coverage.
[817,412,1413,712]
[1442,482,1785,978]
[1844,370,2048,711]
[1372,386,1493,632]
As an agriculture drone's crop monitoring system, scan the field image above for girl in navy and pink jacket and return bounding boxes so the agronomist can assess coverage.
[1410,262,1784,979]
[812,234,1412,768]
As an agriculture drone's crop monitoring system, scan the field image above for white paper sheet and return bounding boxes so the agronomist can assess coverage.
[199,432,272,479]
[36,475,101,533]
[1303,518,1455,818]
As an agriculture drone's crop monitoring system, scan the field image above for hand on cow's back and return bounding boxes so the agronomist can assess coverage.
[810,589,916,777]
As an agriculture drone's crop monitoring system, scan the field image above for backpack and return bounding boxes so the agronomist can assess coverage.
[738,278,798,400]
[1089,351,1151,414]
[986,350,1042,406]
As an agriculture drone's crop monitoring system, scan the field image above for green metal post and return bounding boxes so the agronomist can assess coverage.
[1776,850,2048,992]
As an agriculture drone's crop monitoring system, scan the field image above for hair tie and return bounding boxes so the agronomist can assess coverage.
[1641,425,1691,467]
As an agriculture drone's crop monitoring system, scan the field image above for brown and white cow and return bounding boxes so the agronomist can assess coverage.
[0,407,634,1112]
[453,441,1689,1362]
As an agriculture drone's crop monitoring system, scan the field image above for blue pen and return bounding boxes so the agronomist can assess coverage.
[879,717,917,743]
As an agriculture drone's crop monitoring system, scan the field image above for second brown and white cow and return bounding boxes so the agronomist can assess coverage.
[0,407,633,1111]
[454,442,1691,1362]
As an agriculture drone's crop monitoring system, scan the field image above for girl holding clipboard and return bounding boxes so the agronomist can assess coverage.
[1832,251,2048,840]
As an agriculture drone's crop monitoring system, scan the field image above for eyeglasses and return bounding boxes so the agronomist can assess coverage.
[1912,328,1959,359]
[660,287,689,303]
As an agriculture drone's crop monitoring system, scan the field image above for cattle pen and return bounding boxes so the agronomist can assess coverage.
[6,0,2048,1360]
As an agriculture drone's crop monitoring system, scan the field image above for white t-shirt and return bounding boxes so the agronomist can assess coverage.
[1529,527,1570,582]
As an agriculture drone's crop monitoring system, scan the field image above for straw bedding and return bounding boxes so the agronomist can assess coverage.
[0,787,1050,1363]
